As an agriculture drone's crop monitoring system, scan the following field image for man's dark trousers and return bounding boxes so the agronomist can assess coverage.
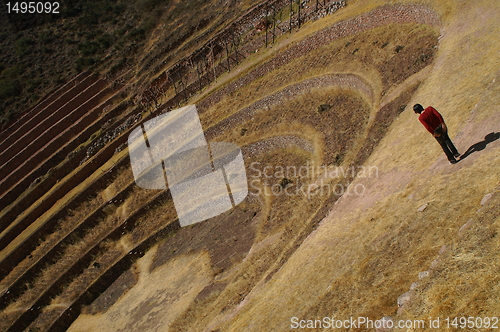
[435,131,459,161]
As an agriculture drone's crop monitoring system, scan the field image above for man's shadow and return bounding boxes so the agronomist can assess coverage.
[460,132,500,160]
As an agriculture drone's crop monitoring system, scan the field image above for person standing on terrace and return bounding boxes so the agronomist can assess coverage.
[413,104,461,164]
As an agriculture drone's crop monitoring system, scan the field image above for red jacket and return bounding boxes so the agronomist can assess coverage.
[419,106,445,134]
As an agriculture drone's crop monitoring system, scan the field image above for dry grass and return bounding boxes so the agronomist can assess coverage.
[136,10,439,331]
[400,189,500,330]
[0,155,148,323]
[216,147,500,330]
[0,169,141,315]
[218,87,369,159]
[100,166,134,201]
[0,196,102,291]
[2,210,122,310]
[376,0,500,172]
[0,145,132,262]
[201,1,500,331]
[5,0,499,331]
[198,22,438,133]
[132,0,268,101]
[67,250,213,332]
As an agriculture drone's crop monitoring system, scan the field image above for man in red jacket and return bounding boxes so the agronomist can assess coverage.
[413,104,461,164]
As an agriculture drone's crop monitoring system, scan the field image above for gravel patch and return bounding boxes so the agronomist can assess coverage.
[243,135,314,159]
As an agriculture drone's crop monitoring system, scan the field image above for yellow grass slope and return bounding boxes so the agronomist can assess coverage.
[68,0,500,331]
[68,250,213,332]
[218,0,500,331]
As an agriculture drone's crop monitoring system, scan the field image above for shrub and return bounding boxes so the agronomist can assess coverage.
[77,12,99,27]
[39,30,55,44]
[15,37,36,56]
[76,57,97,71]
[0,66,23,100]
[0,78,22,100]
[97,34,114,49]
[1,66,21,79]
[26,79,42,93]
[126,28,146,41]
[78,41,100,56]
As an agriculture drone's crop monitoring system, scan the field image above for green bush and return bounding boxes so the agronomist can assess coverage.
[39,30,55,44]
[113,3,126,15]
[126,28,146,41]
[0,78,22,100]
[26,79,42,93]
[75,1,128,27]
[115,26,129,37]
[76,57,97,71]
[97,34,114,49]
[1,66,21,80]
[77,12,99,27]
[78,41,100,56]
[15,38,36,56]
[78,32,114,57]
